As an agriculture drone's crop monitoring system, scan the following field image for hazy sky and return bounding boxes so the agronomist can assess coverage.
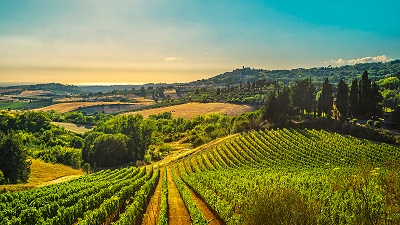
[0,0,399,85]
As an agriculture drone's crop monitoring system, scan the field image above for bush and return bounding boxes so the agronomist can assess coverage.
[367,120,374,126]
[143,154,152,164]
[374,121,381,128]
[82,163,90,174]
[159,143,172,154]
[352,118,358,124]
[0,170,4,184]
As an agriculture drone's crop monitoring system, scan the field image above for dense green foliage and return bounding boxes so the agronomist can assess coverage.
[178,129,400,225]
[336,78,349,120]
[319,78,333,117]
[0,166,159,224]
[0,128,399,224]
[0,132,31,183]
[0,111,84,169]
[190,60,400,87]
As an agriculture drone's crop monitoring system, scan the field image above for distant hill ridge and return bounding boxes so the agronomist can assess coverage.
[191,59,400,86]
[4,60,400,92]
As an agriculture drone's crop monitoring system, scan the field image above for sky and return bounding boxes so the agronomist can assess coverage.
[0,0,399,85]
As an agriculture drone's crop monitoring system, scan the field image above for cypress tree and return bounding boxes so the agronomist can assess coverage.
[320,78,333,117]
[370,81,382,116]
[349,78,359,118]
[336,78,349,121]
[359,71,371,117]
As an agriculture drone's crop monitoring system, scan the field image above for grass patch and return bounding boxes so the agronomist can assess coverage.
[1,159,83,192]
[0,102,29,109]
[51,121,93,134]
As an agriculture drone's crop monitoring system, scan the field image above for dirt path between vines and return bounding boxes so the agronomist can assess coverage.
[167,167,191,225]
[187,181,223,225]
[141,170,163,225]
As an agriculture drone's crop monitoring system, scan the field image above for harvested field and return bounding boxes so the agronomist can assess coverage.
[51,122,93,134]
[35,101,153,113]
[126,102,256,119]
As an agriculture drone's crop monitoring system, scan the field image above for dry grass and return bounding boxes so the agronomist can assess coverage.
[126,102,256,119]
[19,90,52,97]
[35,101,151,113]
[1,159,83,191]
[52,121,93,134]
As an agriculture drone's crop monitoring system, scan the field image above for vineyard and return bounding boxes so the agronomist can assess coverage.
[1,129,400,225]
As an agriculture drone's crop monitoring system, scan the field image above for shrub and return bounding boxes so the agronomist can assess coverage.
[82,163,90,174]
[352,118,358,124]
[159,143,172,154]
[0,170,4,184]
[143,154,152,164]
[374,121,381,128]
[367,120,374,126]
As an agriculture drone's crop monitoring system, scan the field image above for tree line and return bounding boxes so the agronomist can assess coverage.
[262,70,383,125]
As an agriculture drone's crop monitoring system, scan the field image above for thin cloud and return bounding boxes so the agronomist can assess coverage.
[164,57,183,62]
[347,55,392,64]
[330,54,393,65]
[331,58,345,65]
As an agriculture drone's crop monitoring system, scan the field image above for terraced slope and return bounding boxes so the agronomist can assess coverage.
[1,129,400,225]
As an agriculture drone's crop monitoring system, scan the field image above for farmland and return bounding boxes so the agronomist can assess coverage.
[126,102,256,119]
[35,101,154,114]
[1,129,399,224]
[51,122,93,134]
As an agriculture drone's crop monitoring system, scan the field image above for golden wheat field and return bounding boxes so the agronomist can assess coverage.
[35,102,150,113]
[125,102,256,119]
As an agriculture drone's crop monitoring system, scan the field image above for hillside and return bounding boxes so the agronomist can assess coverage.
[190,59,400,87]
[6,83,83,95]
[35,101,152,114]
[1,159,83,192]
[2,129,399,224]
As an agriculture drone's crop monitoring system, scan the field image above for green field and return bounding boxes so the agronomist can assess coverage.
[1,129,400,225]
[0,102,29,110]
[0,102,52,110]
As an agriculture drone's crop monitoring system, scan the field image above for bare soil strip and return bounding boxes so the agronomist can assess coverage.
[174,163,224,225]
[142,171,163,225]
[187,186,224,225]
[166,167,191,225]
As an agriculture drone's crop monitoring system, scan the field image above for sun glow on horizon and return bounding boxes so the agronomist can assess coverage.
[0,1,399,84]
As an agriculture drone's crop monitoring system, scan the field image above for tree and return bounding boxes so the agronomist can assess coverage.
[391,106,400,129]
[291,78,316,114]
[370,81,383,116]
[0,132,31,183]
[91,133,129,167]
[359,70,372,117]
[349,78,359,118]
[140,86,146,97]
[320,78,333,117]
[336,78,349,121]
[96,114,153,161]
[304,80,316,113]
[262,91,277,120]
[262,87,291,125]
